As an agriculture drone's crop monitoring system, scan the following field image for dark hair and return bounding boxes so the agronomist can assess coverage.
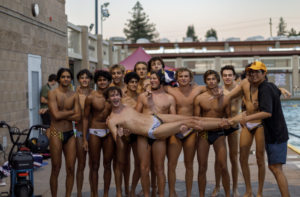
[103,86,122,101]
[235,74,240,81]
[147,57,165,72]
[241,63,252,80]
[48,74,57,82]
[57,68,73,84]
[76,69,93,81]
[124,72,140,84]
[220,65,236,76]
[133,61,147,72]
[203,70,220,84]
[94,70,112,83]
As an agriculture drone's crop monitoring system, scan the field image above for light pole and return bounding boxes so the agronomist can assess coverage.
[95,1,110,35]
[101,3,110,36]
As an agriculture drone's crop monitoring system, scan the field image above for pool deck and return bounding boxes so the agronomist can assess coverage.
[2,140,300,197]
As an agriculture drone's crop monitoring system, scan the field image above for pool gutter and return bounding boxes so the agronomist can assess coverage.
[288,143,300,155]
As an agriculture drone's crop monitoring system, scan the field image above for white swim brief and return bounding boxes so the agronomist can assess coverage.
[89,129,110,138]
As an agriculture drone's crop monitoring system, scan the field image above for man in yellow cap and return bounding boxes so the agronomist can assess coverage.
[240,61,290,197]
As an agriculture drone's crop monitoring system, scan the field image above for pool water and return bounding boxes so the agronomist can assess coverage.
[282,101,300,149]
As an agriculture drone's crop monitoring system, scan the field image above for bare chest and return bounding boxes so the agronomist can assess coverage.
[56,93,75,111]
[143,95,170,113]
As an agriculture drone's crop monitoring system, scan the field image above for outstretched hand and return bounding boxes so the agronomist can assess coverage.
[124,128,131,137]
[280,88,292,98]
[209,88,223,100]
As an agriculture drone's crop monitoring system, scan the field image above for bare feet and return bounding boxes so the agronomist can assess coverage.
[242,192,254,197]
[151,187,157,197]
[136,189,144,197]
[256,193,262,197]
[211,187,220,197]
[233,188,240,197]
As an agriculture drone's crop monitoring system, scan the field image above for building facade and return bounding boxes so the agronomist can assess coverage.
[0,0,67,164]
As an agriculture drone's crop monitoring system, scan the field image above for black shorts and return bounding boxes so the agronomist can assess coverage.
[41,113,51,126]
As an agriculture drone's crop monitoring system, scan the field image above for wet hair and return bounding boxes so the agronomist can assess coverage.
[203,70,220,84]
[48,74,57,82]
[104,86,122,101]
[124,72,140,84]
[94,70,112,83]
[235,74,240,81]
[175,67,194,81]
[147,57,165,72]
[133,61,148,72]
[76,69,93,81]
[56,68,73,84]
[220,65,236,76]
[109,64,125,74]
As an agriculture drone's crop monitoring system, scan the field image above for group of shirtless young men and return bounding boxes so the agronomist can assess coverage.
[42,56,292,197]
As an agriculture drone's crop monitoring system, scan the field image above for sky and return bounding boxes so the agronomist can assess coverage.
[66,0,300,42]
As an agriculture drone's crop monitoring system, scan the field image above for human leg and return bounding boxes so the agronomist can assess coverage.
[124,144,131,196]
[254,127,265,197]
[227,130,240,197]
[182,132,197,197]
[150,157,157,197]
[137,135,152,197]
[213,136,230,197]
[115,137,130,197]
[239,127,254,197]
[167,135,182,197]
[152,139,167,197]
[76,136,87,197]
[102,134,115,197]
[130,140,141,197]
[197,135,210,197]
[89,134,102,197]
[62,135,77,197]
[268,164,290,197]
[212,158,221,197]
[49,135,63,197]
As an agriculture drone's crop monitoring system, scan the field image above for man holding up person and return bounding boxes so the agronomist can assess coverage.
[240,62,290,197]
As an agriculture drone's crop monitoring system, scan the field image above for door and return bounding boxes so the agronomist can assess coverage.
[28,54,42,138]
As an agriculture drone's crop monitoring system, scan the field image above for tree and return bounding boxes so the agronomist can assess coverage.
[205,28,218,39]
[186,25,198,41]
[277,17,287,36]
[288,28,299,37]
[123,1,159,43]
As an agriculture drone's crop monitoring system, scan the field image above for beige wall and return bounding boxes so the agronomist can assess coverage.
[0,0,67,165]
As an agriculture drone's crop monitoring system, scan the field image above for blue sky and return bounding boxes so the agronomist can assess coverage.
[66,0,300,41]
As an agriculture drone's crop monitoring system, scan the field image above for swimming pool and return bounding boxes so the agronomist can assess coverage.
[282,100,300,149]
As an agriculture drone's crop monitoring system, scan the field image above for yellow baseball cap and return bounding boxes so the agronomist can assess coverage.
[246,61,267,72]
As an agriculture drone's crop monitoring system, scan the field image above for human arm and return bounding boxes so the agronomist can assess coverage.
[47,91,74,120]
[82,96,92,151]
[40,97,48,104]
[168,96,177,114]
[226,79,247,99]
[193,96,202,117]
[223,96,232,129]
[39,108,49,115]
[278,88,291,98]
[65,93,81,122]
[107,118,124,149]
[135,94,144,113]
[240,112,271,128]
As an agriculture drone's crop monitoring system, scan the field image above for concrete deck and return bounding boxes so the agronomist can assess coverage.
[2,140,300,197]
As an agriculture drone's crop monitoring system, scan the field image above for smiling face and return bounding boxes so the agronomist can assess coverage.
[150,60,163,71]
[177,71,191,86]
[111,68,124,84]
[96,76,110,89]
[150,73,160,89]
[78,73,90,88]
[250,69,266,83]
[108,90,122,107]
[135,64,147,80]
[59,71,71,87]
[222,69,235,85]
[127,78,138,91]
[205,74,219,89]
